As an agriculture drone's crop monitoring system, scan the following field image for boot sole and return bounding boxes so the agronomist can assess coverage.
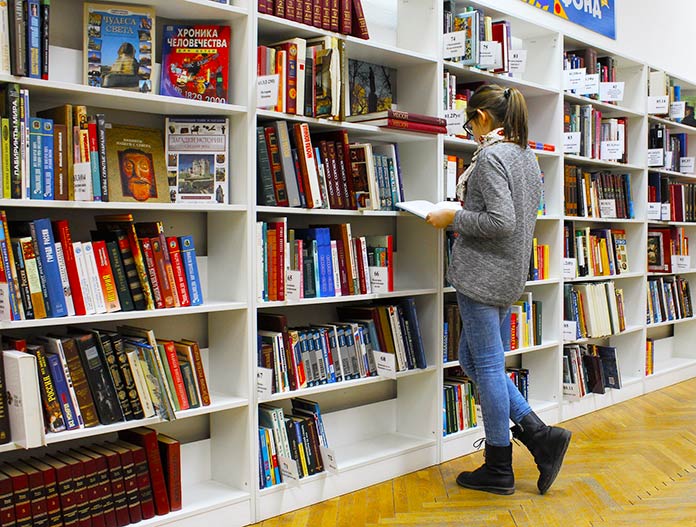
[539,429,572,495]
[456,477,515,495]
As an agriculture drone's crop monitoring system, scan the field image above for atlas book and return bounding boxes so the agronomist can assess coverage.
[83,2,155,93]
[160,24,231,103]
[165,117,230,204]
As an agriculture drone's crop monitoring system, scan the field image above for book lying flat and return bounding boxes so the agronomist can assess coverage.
[396,200,461,219]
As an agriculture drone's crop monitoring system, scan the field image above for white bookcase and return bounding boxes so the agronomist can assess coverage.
[2,0,696,525]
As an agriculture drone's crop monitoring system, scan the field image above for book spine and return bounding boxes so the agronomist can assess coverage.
[163,343,189,411]
[127,351,155,418]
[350,0,369,39]
[41,119,53,199]
[186,341,211,406]
[256,126,277,206]
[113,449,141,524]
[60,338,99,427]
[82,241,107,314]
[26,0,40,77]
[105,241,134,311]
[139,238,164,309]
[29,118,43,199]
[32,218,68,317]
[8,1,25,75]
[110,337,144,420]
[150,237,177,308]
[54,242,76,316]
[11,240,34,320]
[99,336,134,421]
[158,438,182,511]
[93,241,121,312]
[129,447,156,519]
[166,237,190,307]
[53,124,68,199]
[95,114,109,201]
[40,0,49,79]
[31,345,66,433]
[47,353,80,429]
[72,242,97,315]
[76,334,123,425]
[264,127,290,206]
[160,236,180,308]
[87,122,101,201]
[113,232,146,310]
[340,0,351,34]
[179,236,203,306]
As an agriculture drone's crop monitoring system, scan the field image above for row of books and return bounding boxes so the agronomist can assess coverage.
[647,226,689,273]
[527,238,550,282]
[0,427,182,527]
[646,275,693,325]
[563,48,617,100]
[563,166,634,219]
[257,219,393,302]
[257,300,426,394]
[0,0,50,79]
[648,70,696,127]
[563,224,630,279]
[647,177,696,223]
[563,281,626,340]
[0,87,230,204]
[443,371,479,436]
[258,0,369,40]
[563,343,622,400]
[564,103,629,163]
[257,122,405,210]
[0,327,209,446]
[0,213,203,322]
[648,124,687,173]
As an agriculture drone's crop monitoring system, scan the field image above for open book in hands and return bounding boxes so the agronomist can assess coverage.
[396,200,462,219]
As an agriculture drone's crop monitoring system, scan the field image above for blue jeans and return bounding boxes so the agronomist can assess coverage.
[457,292,532,446]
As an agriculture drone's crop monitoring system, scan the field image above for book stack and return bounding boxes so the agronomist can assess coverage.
[564,224,630,278]
[564,49,616,95]
[648,123,687,172]
[563,166,634,219]
[258,398,328,489]
[1,327,210,440]
[257,220,393,301]
[527,238,550,281]
[563,343,621,400]
[0,213,203,322]
[443,369,479,436]
[647,226,689,273]
[346,110,447,135]
[647,276,693,325]
[257,300,427,394]
[258,0,370,40]
[647,176,696,222]
[564,103,629,162]
[563,282,626,339]
[0,0,50,78]
[0,428,181,526]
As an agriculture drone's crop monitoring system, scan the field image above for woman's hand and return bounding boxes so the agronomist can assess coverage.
[425,209,456,229]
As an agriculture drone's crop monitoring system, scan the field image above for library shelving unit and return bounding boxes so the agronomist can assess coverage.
[3,0,696,525]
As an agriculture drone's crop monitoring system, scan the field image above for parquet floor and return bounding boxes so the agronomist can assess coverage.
[253,378,696,527]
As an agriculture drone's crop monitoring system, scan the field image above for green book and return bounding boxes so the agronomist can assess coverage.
[157,343,179,412]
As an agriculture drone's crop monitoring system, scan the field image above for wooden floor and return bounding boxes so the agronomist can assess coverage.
[252,378,696,526]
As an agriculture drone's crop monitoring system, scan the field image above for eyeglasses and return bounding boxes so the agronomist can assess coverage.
[463,115,475,138]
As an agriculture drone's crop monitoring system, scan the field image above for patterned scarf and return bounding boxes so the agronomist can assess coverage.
[456,127,506,202]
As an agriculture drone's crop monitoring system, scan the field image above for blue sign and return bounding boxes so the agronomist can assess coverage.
[521,0,616,40]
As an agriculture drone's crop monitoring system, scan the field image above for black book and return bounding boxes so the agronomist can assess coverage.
[581,353,605,394]
[71,332,124,425]
[10,240,34,320]
[7,1,26,76]
[284,417,305,478]
[1,84,22,198]
[178,361,200,409]
[595,345,622,390]
[396,304,415,370]
[399,297,427,369]
[40,0,49,79]
[95,114,109,201]
[92,331,134,420]
[289,415,317,475]
[256,127,277,206]
[90,232,134,311]
[106,333,145,420]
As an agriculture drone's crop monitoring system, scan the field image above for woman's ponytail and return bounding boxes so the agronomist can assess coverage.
[466,85,529,148]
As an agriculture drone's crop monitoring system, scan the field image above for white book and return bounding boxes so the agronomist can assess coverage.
[126,350,156,418]
[0,1,9,74]
[82,242,107,314]
[396,200,462,220]
[359,236,372,294]
[39,336,84,428]
[258,330,286,393]
[2,350,45,448]
[54,242,76,316]
[72,242,96,315]
[330,240,341,297]
[386,307,408,371]
[296,123,322,208]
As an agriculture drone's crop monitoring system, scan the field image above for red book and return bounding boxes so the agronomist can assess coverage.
[264,127,290,206]
[340,0,351,34]
[312,0,322,27]
[156,434,182,512]
[0,465,30,527]
[379,119,446,134]
[270,221,285,301]
[157,339,190,411]
[278,43,298,115]
[25,459,63,527]
[4,336,27,352]
[303,0,313,25]
[103,443,142,523]
[510,312,518,350]
[117,428,170,516]
[52,220,86,315]
[165,237,191,307]
[92,240,121,313]
[329,0,339,31]
[118,443,155,520]
[353,238,367,294]
[11,461,48,527]
[139,238,165,309]
[68,450,105,527]
[0,470,15,527]
[350,0,369,39]
[274,0,285,16]
[267,228,277,301]
[179,339,211,406]
[85,445,130,527]
[258,0,267,14]
[286,0,297,21]
[79,449,117,527]
[350,109,446,127]
[43,456,78,527]
[321,0,330,29]
[150,237,178,308]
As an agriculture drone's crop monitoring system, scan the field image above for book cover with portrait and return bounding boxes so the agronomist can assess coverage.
[105,124,169,203]
[160,24,230,103]
[83,2,155,93]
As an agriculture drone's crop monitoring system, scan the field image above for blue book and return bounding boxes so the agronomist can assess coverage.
[40,118,54,200]
[26,0,41,78]
[29,117,43,199]
[31,218,67,317]
[46,353,80,430]
[296,228,334,297]
[0,228,21,320]
[179,235,203,306]
[623,174,634,219]
[258,428,272,488]
[317,329,336,383]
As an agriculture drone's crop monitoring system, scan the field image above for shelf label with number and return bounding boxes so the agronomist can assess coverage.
[479,41,500,67]
[600,140,622,160]
[508,50,527,74]
[664,151,674,169]
[563,68,585,91]
[563,320,578,342]
[257,74,279,107]
[563,258,577,280]
[580,73,600,96]
[563,132,581,154]
[680,157,695,174]
[662,203,671,221]
[599,82,625,102]
[286,270,302,301]
[445,109,465,136]
[648,95,669,114]
[373,351,396,379]
[647,148,665,167]
[320,446,339,474]
[647,202,662,221]
[257,367,273,399]
[671,255,691,273]
[599,199,617,218]
[443,31,467,59]
[670,102,686,120]
[278,455,300,486]
[369,267,390,293]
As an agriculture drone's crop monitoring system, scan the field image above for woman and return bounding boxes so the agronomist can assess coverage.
[427,85,571,496]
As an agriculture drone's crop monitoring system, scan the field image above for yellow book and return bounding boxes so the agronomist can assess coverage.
[543,244,550,279]
[1,118,10,198]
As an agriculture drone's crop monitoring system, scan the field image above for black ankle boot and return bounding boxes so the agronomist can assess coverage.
[511,411,571,495]
[456,442,514,495]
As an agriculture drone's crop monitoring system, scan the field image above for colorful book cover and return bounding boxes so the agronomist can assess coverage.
[160,24,230,103]
[179,235,203,306]
[83,2,155,92]
[165,117,229,204]
[348,58,396,117]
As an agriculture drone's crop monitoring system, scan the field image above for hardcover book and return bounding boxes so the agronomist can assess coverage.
[160,24,230,103]
[104,124,169,203]
[165,117,229,204]
[348,58,396,117]
[83,2,155,92]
